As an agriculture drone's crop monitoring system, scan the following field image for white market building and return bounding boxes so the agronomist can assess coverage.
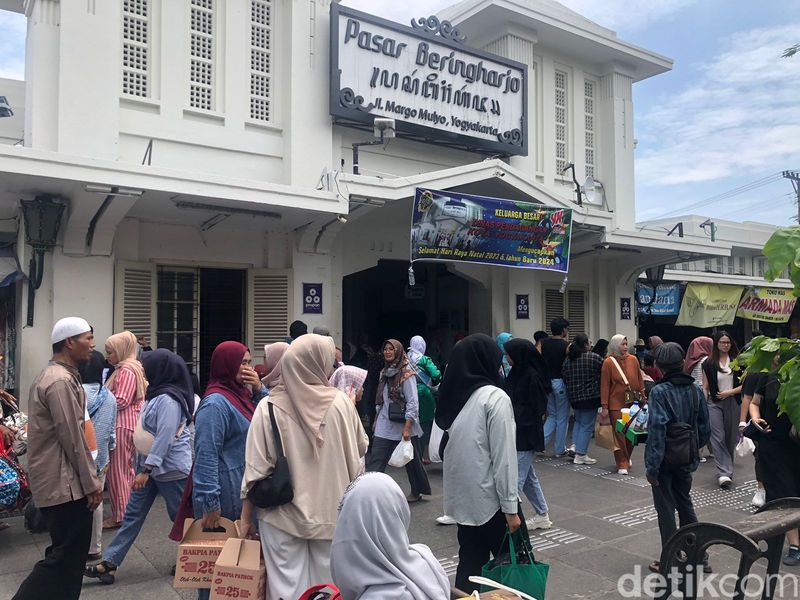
[0,0,766,394]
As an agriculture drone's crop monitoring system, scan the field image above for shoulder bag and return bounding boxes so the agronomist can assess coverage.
[610,357,643,407]
[247,402,294,509]
[387,386,408,423]
[663,386,701,467]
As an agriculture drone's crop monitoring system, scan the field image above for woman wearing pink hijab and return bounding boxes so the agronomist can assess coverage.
[262,342,290,391]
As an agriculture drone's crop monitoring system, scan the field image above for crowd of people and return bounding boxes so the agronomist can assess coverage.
[3,315,799,600]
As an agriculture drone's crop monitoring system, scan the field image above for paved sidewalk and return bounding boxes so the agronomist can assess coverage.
[0,443,795,599]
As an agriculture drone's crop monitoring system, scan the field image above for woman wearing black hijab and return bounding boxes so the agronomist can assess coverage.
[435,334,526,593]
[504,338,552,530]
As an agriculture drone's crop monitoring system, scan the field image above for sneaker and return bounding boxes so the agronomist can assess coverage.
[751,488,766,508]
[699,456,707,463]
[573,454,597,465]
[783,546,800,567]
[528,513,552,530]
[436,515,456,526]
[617,468,629,475]
[567,444,576,458]
[718,476,733,489]
[554,451,569,459]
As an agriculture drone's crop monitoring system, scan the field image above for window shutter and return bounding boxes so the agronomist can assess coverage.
[542,288,563,334]
[247,269,292,362]
[566,289,587,339]
[114,261,156,343]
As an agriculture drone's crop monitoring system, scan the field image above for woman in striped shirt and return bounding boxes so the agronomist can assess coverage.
[103,331,147,529]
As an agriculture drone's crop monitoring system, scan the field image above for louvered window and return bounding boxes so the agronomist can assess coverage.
[250,0,273,121]
[121,267,154,337]
[157,268,200,373]
[250,272,290,351]
[189,0,215,111]
[543,287,587,340]
[122,0,149,97]
[584,80,595,179]
[555,70,568,175]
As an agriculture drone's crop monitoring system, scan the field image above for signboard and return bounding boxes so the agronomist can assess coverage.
[330,5,528,155]
[302,283,322,314]
[675,283,743,328]
[636,283,681,316]
[737,287,797,323]
[620,298,632,320]
[516,294,529,319]
[411,188,572,272]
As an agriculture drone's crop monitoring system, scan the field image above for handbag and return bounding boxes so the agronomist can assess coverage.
[0,444,30,512]
[247,402,294,509]
[663,386,700,467]
[298,584,341,600]
[481,528,549,600]
[387,386,408,423]
[610,357,644,406]
[594,412,620,452]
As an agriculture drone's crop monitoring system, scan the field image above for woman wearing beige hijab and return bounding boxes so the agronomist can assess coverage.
[262,341,289,391]
[242,334,368,600]
[104,331,148,528]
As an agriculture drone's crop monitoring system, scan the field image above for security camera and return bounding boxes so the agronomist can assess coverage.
[0,96,13,118]
[374,117,396,139]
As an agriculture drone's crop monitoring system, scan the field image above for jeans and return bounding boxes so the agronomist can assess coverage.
[543,378,570,455]
[12,499,93,600]
[707,397,738,478]
[651,467,697,548]
[572,409,597,456]
[104,476,187,567]
[516,450,548,515]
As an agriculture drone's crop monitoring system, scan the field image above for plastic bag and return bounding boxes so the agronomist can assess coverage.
[736,435,756,457]
[428,422,445,463]
[388,440,414,467]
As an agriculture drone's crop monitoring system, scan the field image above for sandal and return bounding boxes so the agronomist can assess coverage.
[102,519,121,531]
[406,493,423,503]
[84,560,117,585]
[649,561,661,573]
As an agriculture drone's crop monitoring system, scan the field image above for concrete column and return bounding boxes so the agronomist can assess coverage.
[598,69,636,229]
[56,0,121,157]
[24,0,60,150]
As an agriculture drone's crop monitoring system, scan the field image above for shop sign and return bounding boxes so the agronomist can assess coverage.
[636,283,681,316]
[411,188,572,272]
[303,283,322,314]
[620,298,632,320]
[675,283,743,328]
[516,294,529,319]
[330,5,528,156]
[736,287,797,323]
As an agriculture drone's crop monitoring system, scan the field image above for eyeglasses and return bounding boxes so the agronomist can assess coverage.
[718,341,731,345]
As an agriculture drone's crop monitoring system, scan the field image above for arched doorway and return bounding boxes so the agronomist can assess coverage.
[342,260,470,365]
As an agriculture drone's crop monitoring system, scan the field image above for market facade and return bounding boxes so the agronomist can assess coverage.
[0,0,764,394]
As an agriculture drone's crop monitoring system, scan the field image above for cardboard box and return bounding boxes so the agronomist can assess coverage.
[209,537,266,600]
[173,517,237,589]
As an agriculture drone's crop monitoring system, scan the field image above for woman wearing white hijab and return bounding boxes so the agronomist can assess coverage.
[242,334,369,600]
[331,472,450,600]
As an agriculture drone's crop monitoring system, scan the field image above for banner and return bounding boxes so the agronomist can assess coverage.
[303,283,322,314]
[411,188,572,272]
[736,287,797,323]
[675,283,744,328]
[636,283,681,316]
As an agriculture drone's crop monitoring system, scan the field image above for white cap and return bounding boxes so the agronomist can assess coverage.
[51,317,92,344]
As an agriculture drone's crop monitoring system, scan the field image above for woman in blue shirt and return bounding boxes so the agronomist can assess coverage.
[84,349,194,585]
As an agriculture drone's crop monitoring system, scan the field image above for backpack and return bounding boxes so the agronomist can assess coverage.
[663,385,700,467]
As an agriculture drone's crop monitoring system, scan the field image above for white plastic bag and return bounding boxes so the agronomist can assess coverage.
[736,435,756,457]
[428,422,445,463]
[388,440,414,467]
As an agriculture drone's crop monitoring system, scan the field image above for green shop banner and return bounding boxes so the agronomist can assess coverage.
[410,188,572,272]
[675,283,744,328]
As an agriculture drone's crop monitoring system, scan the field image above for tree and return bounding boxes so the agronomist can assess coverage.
[738,227,800,431]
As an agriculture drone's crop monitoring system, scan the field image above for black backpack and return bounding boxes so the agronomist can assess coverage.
[663,385,701,467]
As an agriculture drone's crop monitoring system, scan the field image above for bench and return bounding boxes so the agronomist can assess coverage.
[656,498,800,600]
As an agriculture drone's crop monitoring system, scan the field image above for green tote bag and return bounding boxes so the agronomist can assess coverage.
[480,528,549,600]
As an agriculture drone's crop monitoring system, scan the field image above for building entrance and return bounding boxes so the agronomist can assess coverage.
[342,260,469,366]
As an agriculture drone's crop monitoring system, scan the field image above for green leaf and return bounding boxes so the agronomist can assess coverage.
[777,371,800,431]
[761,339,781,352]
[763,227,800,281]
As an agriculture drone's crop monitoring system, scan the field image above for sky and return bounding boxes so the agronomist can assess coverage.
[1,1,799,227]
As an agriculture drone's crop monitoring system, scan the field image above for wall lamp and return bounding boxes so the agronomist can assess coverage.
[20,195,67,327]
[0,96,13,118]
[174,200,282,220]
